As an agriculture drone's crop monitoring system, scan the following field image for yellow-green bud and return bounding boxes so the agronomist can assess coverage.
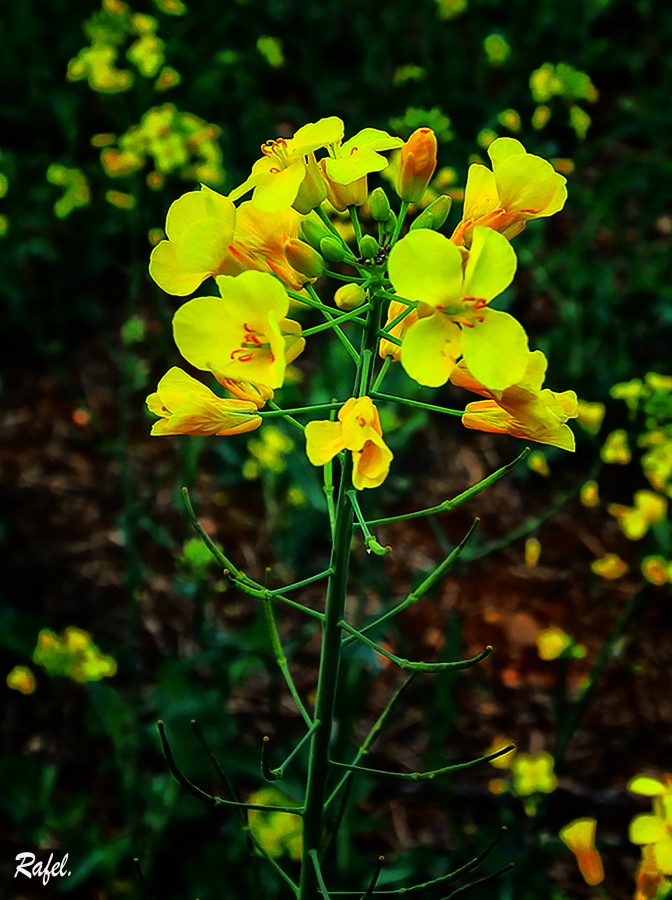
[334,283,366,311]
[409,195,452,231]
[358,235,379,259]
[300,219,332,250]
[369,187,391,222]
[283,238,325,279]
[320,235,350,263]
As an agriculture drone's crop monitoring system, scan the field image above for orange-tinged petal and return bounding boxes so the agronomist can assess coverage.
[654,837,672,876]
[353,431,393,490]
[495,153,567,217]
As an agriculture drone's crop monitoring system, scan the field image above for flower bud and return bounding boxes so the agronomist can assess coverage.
[283,238,325,279]
[382,210,398,237]
[369,187,392,222]
[300,218,332,250]
[320,159,368,210]
[320,235,350,263]
[334,283,366,311]
[409,194,453,231]
[396,128,438,203]
[358,235,380,259]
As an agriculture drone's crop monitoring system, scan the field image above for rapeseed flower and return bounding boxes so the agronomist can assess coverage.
[147,367,262,436]
[172,270,305,390]
[305,397,393,490]
[320,125,403,211]
[387,225,529,391]
[451,137,567,247]
[608,490,668,541]
[229,116,344,213]
[450,350,578,451]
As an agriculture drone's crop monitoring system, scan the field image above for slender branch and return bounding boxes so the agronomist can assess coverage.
[348,490,392,556]
[263,596,314,729]
[270,568,334,595]
[441,863,514,899]
[303,305,371,336]
[371,391,464,417]
[340,622,493,672]
[273,723,320,778]
[329,827,508,896]
[329,743,515,781]
[132,858,156,900]
[190,719,245,823]
[344,520,479,645]
[360,857,386,900]
[157,721,303,814]
[182,487,324,621]
[309,849,333,899]
[371,356,393,393]
[259,401,344,418]
[363,449,530,526]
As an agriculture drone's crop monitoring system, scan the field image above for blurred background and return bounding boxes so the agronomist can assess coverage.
[1,0,671,896]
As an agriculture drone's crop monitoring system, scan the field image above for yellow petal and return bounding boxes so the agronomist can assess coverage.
[463,164,498,220]
[149,240,207,296]
[388,230,463,307]
[305,420,345,466]
[463,226,517,301]
[629,776,668,798]
[401,314,462,387]
[630,814,667,845]
[461,309,529,390]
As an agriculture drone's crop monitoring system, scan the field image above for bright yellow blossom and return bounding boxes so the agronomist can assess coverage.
[320,125,403,211]
[451,137,567,247]
[146,367,262,436]
[601,429,631,464]
[629,774,672,879]
[388,226,529,391]
[305,397,393,490]
[172,271,304,390]
[229,116,344,213]
[559,818,604,886]
[577,399,605,435]
[450,351,578,451]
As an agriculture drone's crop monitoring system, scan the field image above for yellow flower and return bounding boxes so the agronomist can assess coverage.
[146,367,262,436]
[601,429,631,464]
[451,137,567,246]
[229,117,344,213]
[629,774,672,878]
[172,271,305,390]
[247,786,302,859]
[305,397,393,490]
[450,351,578,451]
[511,751,558,796]
[6,665,36,695]
[388,226,529,391]
[525,537,541,566]
[641,556,672,586]
[608,491,668,541]
[320,125,403,211]
[559,818,604,886]
[591,553,629,580]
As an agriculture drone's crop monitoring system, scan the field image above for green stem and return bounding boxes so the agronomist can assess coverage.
[263,596,314,728]
[371,390,464,417]
[299,457,355,900]
[329,743,514,781]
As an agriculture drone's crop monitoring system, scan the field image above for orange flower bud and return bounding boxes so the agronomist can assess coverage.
[396,128,438,203]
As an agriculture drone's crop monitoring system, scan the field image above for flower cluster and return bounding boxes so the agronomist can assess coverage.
[146,117,575,489]
[67,0,179,94]
[31,627,117,683]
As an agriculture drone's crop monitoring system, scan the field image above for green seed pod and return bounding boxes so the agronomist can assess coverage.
[358,234,380,259]
[369,187,391,222]
[409,195,453,231]
[382,210,398,238]
[319,235,349,263]
[334,283,366,311]
[300,219,332,250]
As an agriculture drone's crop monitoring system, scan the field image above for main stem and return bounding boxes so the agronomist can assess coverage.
[298,281,383,900]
